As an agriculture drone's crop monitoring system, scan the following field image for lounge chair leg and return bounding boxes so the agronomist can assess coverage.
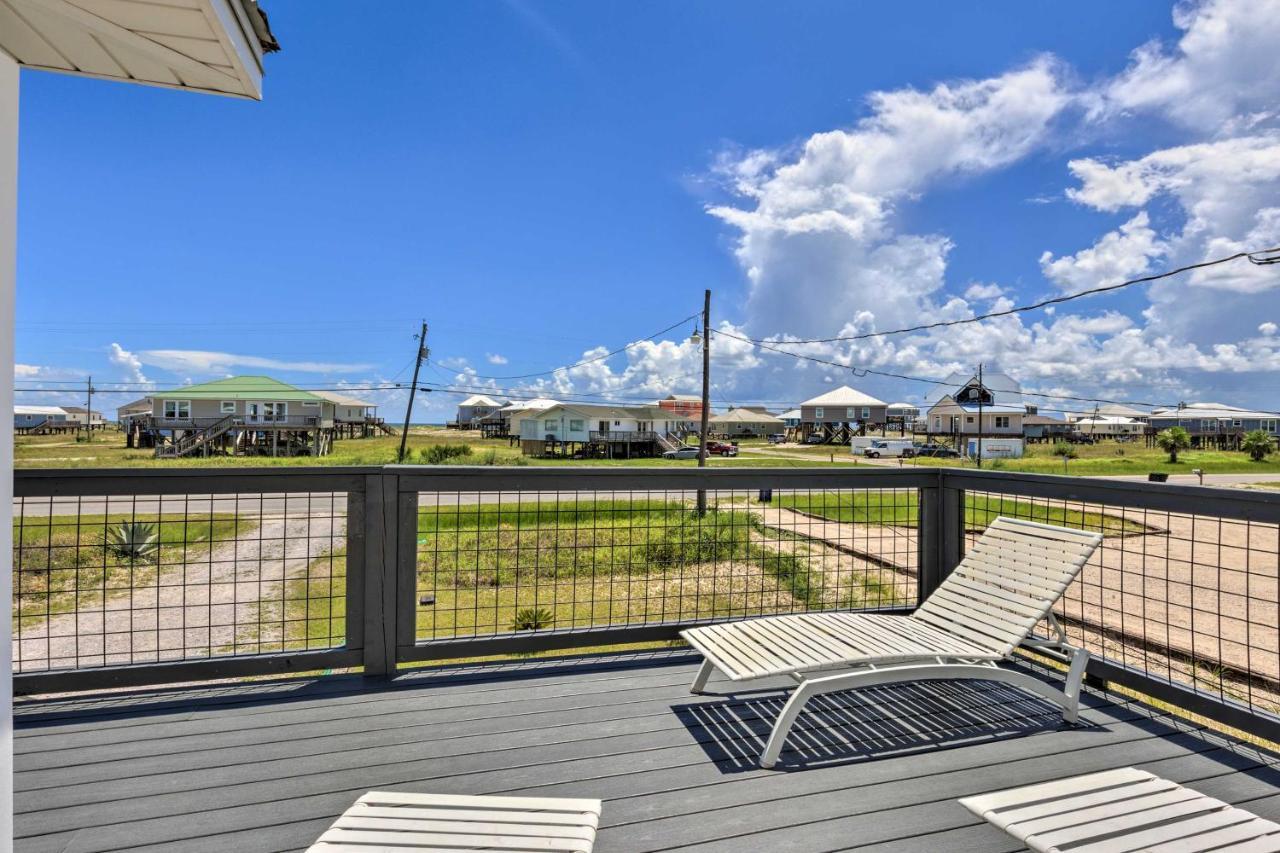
[690,659,716,694]
[760,681,816,769]
[1062,647,1089,725]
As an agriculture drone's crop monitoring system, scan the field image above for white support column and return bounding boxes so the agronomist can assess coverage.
[0,48,17,853]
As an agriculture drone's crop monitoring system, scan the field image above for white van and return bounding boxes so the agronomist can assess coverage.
[862,439,915,459]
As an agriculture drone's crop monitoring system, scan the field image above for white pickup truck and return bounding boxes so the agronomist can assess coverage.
[859,439,916,459]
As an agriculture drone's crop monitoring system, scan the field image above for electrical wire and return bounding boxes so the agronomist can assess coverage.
[709,327,1214,413]
[731,247,1280,345]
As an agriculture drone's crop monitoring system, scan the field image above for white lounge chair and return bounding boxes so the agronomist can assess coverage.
[681,516,1103,768]
[961,767,1280,852]
[308,791,603,852]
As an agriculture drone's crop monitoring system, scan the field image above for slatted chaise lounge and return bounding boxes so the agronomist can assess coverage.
[308,791,603,852]
[681,516,1104,768]
[961,767,1280,852]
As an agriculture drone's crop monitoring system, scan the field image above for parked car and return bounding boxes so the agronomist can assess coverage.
[1065,432,1096,445]
[915,443,960,458]
[862,439,915,459]
[767,433,787,444]
[661,446,699,460]
[706,440,738,457]
[804,433,826,444]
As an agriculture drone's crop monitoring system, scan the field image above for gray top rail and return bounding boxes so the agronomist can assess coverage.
[13,465,1280,521]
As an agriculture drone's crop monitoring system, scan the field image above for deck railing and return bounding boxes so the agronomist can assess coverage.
[11,466,1280,742]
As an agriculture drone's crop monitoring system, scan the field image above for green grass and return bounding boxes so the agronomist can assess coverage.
[12,513,250,628]
[279,499,911,646]
[909,442,1280,476]
[272,549,348,652]
[774,491,1147,535]
[14,427,856,469]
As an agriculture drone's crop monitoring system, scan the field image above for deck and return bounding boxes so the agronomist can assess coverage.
[14,651,1280,852]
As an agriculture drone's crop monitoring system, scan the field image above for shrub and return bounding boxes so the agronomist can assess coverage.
[417,444,473,465]
[1241,429,1276,462]
[1054,445,1078,460]
[1155,427,1191,463]
[479,449,499,465]
[510,607,554,631]
[105,521,159,561]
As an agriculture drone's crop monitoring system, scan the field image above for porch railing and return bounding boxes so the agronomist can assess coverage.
[11,466,1280,743]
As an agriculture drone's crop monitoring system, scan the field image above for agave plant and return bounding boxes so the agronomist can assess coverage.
[510,607,554,632]
[105,521,160,561]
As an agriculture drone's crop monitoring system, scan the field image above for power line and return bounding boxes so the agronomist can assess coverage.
[710,327,1204,413]
[732,247,1280,345]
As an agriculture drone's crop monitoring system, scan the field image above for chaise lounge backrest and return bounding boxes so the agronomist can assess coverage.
[912,516,1103,658]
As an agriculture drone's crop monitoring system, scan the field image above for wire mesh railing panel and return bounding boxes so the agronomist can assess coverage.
[413,486,919,641]
[962,488,1280,721]
[12,490,349,673]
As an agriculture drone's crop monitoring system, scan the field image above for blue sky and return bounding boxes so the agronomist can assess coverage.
[15,0,1280,420]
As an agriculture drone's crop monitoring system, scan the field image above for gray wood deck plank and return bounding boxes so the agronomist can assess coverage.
[14,655,1279,853]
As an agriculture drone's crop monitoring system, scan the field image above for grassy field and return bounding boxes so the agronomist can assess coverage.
[774,490,1147,534]
[754,438,1280,476]
[12,513,249,629]
[912,442,1280,476]
[14,427,848,469]
[274,498,909,650]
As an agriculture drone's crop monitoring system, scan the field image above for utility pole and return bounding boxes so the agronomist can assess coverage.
[398,321,428,463]
[975,363,983,469]
[697,289,711,515]
[83,375,93,443]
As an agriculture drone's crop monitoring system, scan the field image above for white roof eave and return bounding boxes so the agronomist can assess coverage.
[2,0,267,99]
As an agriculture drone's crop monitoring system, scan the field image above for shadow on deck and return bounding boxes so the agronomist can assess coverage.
[14,650,1280,853]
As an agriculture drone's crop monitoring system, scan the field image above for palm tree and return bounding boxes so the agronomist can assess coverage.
[1155,426,1191,463]
[1241,429,1276,462]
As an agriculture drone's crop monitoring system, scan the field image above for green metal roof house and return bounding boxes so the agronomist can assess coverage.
[137,376,339,458]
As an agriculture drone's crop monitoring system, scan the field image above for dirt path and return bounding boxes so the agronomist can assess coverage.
[13,514,344,672]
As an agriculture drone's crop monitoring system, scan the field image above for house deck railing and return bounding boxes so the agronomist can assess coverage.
[588,430,660,442]
[11,465,1280,743]
[149,415,329,429]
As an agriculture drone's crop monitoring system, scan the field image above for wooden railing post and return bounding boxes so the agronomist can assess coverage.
[918,472,965,603]
[358,473,398,678]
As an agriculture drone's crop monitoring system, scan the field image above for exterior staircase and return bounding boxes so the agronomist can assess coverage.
[654,431,682,452]
[157,414,237,458]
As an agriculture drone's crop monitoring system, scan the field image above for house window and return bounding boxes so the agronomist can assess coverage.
[614,420,621,426]
[262,402,288,421]
[814,407,824,419]
[965,416,974,424]
[846,407,855,418]
[220,401,236,414]
[302,401,319,408]
[933,416,941,430]
[569,419,584,431]
[861,407,871,419]
[163,400,190,419]
[1233,419,1242,427]
[545,419,558,432]
[1202,420,1215,431]
[995,416,1010,429]
[1264,419,1278,432]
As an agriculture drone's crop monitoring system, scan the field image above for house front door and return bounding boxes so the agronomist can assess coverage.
[247,403,260,423]
[598,421,609,434]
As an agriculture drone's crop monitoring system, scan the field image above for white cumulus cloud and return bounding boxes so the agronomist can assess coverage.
[1039,211,1166,293]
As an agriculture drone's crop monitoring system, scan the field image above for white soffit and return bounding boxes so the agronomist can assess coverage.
[0,0,267,98]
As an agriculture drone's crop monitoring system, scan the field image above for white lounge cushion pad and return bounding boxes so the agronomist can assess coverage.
[960,767,1280,852]
[308,790,603,852]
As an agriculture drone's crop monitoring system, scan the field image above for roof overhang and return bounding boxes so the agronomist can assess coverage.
[0,0,278,98]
